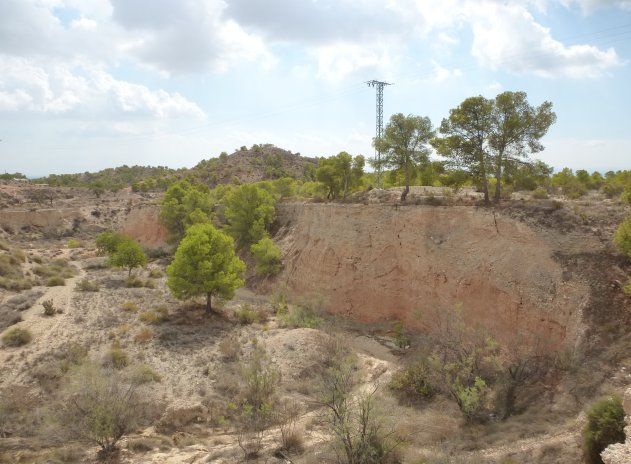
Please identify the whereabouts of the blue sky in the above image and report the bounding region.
[1,0,630,177]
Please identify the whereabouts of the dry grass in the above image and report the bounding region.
[134,326,154,344]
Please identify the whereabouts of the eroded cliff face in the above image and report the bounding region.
[276,203,590,348]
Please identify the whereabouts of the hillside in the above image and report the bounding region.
[0,185,630,463]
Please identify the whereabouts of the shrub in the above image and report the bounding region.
[121,301,140,313]
[125,276,144,288]
[103,345,129,369]
[67,239,83,249]
[138,306,169,324]
[76,278,99,292]
[280,305,322,329]
[130,364,162,384]
[531,187,549,199]
[250,237,282,276]
[57,362,153,456]
[389,360,435,402]
[134,327,154,344]
[218,334,241,361]
[2,327,32,346]
[562,179,587,199]
[614,216,631,257]
[234,304,259,325]
[583,396,625,464]
[148,268,163,279]
[42,299,56,316]
[46,276,65,287]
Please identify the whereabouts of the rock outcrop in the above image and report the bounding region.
[601,388,631,464]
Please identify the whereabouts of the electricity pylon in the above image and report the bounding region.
[366,80,392,189]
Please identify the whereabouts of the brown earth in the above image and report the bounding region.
[274,202,599,349]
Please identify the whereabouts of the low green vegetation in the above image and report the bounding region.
[582,396,625,464]
[95,231,147,277]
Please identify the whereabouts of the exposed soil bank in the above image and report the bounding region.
[276,203,591,348]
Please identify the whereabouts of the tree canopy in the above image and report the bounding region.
[166,223,245,314]
[160,179,214,243]
[432,91,556,204]
[315,152,365,199]
[223,184,276,249]
[373,113,434,202]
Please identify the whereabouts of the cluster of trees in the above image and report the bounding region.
[372,91,557,203]
[160,178,288,313]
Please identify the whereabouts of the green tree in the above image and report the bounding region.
[223,184,276,249]
[583,396,625,464]
[250,237,282,276]
[167,223,245,314]
[489,91,556,201]
[160,179,214,243]
[432,96,496,204]
[95,231,125,256]
[374,113,434,202]
[316,152,365,200]
[108,238,147,277]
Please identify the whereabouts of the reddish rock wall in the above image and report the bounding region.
[276,203,588,348]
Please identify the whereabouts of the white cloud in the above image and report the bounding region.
[430,61,463,82]
[467,2,622,78]
[0,56,204,118]
[561,0,631,12]
[110,0,273,75]
[313,43,391,81]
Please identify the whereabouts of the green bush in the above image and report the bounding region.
[67,239,83,249]
[531,187,549,199]
[280,305,322,329]
[2,327,32,346]
[131,364,162,384]
[583,396,625,464]
[234,304,259,325]
[250,237,282,276]
[562,179,587,199]
[614,216,631,257]
[389,360,435,402]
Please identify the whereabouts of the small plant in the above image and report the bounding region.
[67,239,83,249]
[2,327,32,347]
[392,321,409,349]
[389,360,435,402]
[138,306,169,324]
[121,301,140,313]
[583,395,625,464]
[46,276,65,287]
[42,299,56,316]
[125,276,144,288]
[76,278,99,292]
[104,344,129,369]
[234,304,259,325]
[218,334,241,361]
[133,327,154,344]
[131,364,162,384]
[148,268,163,279]
[280,305,322,329]
[531,187,549,199]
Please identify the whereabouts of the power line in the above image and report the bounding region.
[366,80,392,188]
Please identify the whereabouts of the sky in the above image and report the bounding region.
[1,0,630,177]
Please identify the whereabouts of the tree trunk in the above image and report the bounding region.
[343,175,349,200]
[401,167,410,202]
[206,293,212,314]
[494,153,503,202]
[128,267,132,278]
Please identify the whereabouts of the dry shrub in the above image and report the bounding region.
[128,436,171,453]
[46,276,65,287]
[139,306,169,324]
[275,400,305,454]
[76,277,99,292]
[103,343,129,369]
[0,386,42,438]
[234,303,259,325]
[134,327,154,344]
[131,364,162,384]
[218,334,241,361]
[57,362,158,457]
[2,326,32,346]
[121,301,140,312]
[42,299,56,316]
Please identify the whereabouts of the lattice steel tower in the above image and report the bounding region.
[366,80,392,188]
